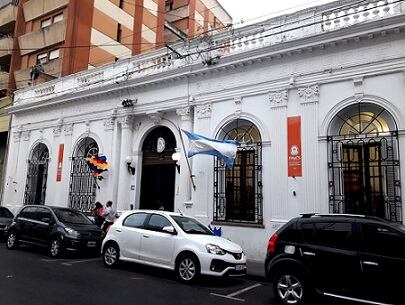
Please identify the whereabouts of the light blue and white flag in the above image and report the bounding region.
[182,130,238,168]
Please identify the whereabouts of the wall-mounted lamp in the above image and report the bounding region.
[125,156,136,175]
[172,152,181,174]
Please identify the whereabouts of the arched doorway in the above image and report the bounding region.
[140,126,176,211]
[328,102,401,222]
[68,137,99,212]
[214,119,263,224]
[24,143,49,205]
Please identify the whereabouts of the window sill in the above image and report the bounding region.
[211,221,265,229]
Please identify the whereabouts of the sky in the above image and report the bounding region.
[218,0,337,25]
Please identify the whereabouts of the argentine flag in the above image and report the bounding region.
[182,130,238,168]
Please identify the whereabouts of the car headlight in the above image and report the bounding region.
[64,227,80,238]
[101,231,106,238]
[206,244,226,255]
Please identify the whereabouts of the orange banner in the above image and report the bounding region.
[56,144,64,182]
[288,116,302,177]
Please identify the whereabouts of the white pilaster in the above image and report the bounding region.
[176,106,193,208]
[116,116,133,211]
[269,90,289,219]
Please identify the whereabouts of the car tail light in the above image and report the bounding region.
[267,233,278,254]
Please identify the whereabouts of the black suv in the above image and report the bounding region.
[6,205,104,257]
[265,214,405,305]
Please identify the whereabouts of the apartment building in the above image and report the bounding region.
[0,0,231,193]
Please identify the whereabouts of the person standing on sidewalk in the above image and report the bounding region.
[102,201,116,232]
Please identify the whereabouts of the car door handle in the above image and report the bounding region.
[115,229,121,233]
[143,235,149,238]
[361,261,378,267]
[302,251,316,256]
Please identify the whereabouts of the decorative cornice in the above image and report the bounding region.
[353,77,364,98]
[13,128,21,142]
[22,130,30,141]
[53,125,62,137]
[298,85,319,104]
[234,96,242,118]
[269,90,288,108]
[196,104,212,119]
[120,115,133,129]
[104,117,115,131]
[176,106,192,121]
[64,124,73,135]
[147,112,163,125]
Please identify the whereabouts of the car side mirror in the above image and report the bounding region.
[162,226,176,234]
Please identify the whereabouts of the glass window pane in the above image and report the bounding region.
[362,224,405,257]
[41,18,51,28]
[49,49,60,60]
[53,13,63,23]
[147,215,171,231]
[314,222,356,249]
[123,213,147,228]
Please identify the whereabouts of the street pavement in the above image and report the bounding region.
[0,241,353,305]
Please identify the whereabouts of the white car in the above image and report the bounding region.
[101,210,246,282]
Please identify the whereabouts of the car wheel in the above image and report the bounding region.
[103,243,119,268]
[176,254,200,283]
[273,271,310,305]
[6,231,18,250]
[49,237,64,258]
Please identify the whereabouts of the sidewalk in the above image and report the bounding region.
[246,259,265,279]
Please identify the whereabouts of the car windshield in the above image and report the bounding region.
[53,209,93,225]
[171,216,213,235]
[0,207,13,218]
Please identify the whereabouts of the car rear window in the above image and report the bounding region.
[278,222,300,242]
[0,207,13,218]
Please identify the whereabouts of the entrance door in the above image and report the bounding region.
[140,164,175,211]
[140,127,177,212]
[342,143,384,217]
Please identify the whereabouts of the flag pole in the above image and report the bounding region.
[177,126,196,191]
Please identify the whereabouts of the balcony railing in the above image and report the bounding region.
[22,0,68,22]
[0,3,17,33]
[18,20,66,56]
[0,71,9,90]
[0,36,13,58]
[11,0,405,107]
[14,58,62,89]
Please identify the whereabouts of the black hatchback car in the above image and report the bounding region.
[0,207,14,238]
[6,205,104,257]
[265,214,405,305]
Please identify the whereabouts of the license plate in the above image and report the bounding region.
[87,241,97,247]
[235,264,245,271]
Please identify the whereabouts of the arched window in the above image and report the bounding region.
[328,103,401,222]
[214,119,263,224]
[69,137,99,212]
[24,143,49,205]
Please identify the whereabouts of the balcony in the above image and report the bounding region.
[0,95,11,132]
[14,58,62,89]
[165,4,189,23]
[0,71,9,91]
[0,3,17,35]
[18,20,66,56]
[23,0,68,22]
[0,36,13,58]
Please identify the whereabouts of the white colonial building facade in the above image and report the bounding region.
[3,0,405,262]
